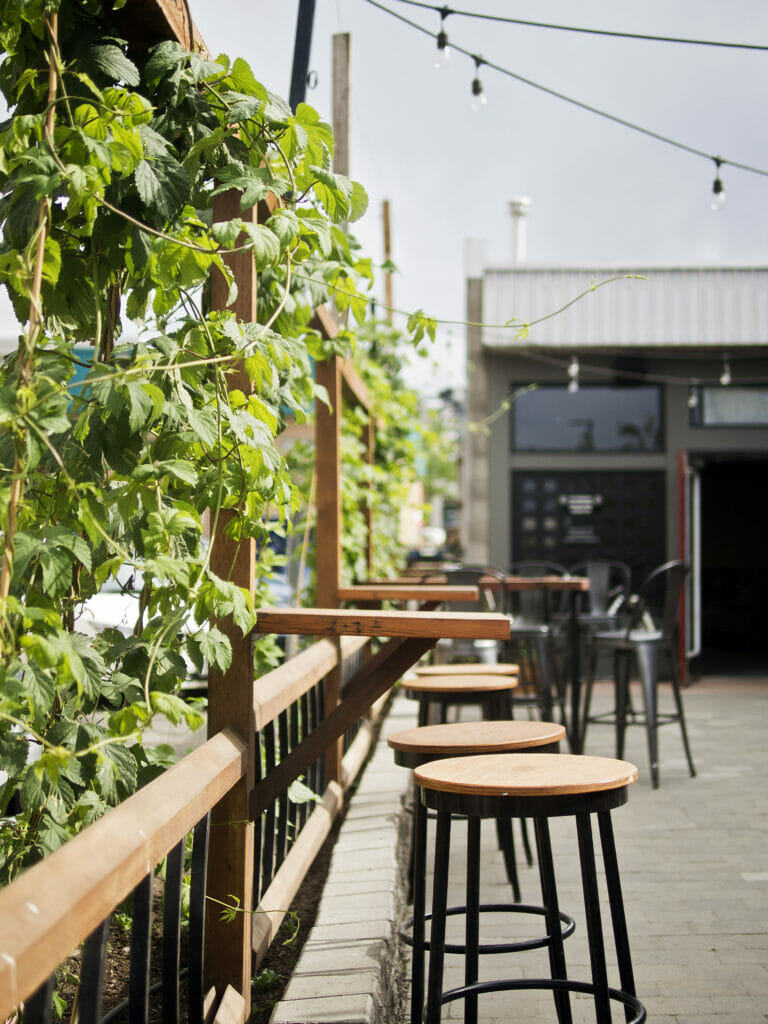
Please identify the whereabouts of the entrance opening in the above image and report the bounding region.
[697,458,768,674]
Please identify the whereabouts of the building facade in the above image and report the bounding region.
[464,264,768,668]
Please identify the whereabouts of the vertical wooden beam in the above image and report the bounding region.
[332,33,350,178]
[314,356,344,783]
[205,189,257,1013]
[366,415,375,579]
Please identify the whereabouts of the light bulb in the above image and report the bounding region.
[434,30,450,69]
[567,355,579,392]
[720,360,731,386]
[711,176,726,211]
[687,386,698,409]
[471,77,487,112]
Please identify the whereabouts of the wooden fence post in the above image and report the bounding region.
[205,189,258,1012]
[314,355,344,784]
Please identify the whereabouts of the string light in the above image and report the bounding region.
[434,7,450,68]
[362,0,768,193]
[471,55,487,110]
[720,356,731,386]
[711,158,726,210]
[687,383,699,408]
[567,355,580,392]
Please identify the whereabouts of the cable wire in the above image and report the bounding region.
[361,0,768,178]
[389,0,768,52]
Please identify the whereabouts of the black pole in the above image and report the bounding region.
[289,0,317,112]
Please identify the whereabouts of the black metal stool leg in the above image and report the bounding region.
[598,810,637,1023]
[615,651,630,760]
[534,817,572,1024]
[635,643,660,788]
[465,817,481,1024]
[411,793,428,1024]
[520,817,534,867]
[426,809,452,1024]
[576,814,611,1024]
[495,815,521,902]
[670,656,697,779]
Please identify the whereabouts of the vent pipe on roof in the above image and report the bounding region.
[508,196,530,263]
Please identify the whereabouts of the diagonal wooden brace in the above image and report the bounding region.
[250,635,435,818]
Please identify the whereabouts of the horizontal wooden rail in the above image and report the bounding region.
[253,637,368,729]
[337,584,480,603]
[253,608,510,640]
[0,729,246,1021]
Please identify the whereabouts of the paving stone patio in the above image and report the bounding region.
[271,674,768,1024]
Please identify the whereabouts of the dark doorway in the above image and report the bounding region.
[698,458,768,671]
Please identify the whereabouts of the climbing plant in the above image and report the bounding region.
[0,0,409,881]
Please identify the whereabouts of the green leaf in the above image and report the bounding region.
[151,691,205,730]
[86,44,141,87]
[134,157,191,221]
[240,223,280,270]
[266,209,300,247]
[287,778,321,805]
[96,742,137,803]
[198,627,232,672]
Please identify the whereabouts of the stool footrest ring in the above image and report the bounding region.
[400,903,575,955]
[441,977,646,1023]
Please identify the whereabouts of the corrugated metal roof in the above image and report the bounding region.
[481,266,768,349]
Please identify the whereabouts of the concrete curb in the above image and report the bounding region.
[270,694,417,1024]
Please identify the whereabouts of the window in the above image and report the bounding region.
[511,385,663,452]
[693,387,768,427]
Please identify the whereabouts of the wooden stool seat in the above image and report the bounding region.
[404,674,519,696]
[414,663,519,677]
[389,721,564,767]
[415,753,637,799]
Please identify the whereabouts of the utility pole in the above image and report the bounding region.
[289,0,316,112]
[332,33,350,178]
[382,199,393,323]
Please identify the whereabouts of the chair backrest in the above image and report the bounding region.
[421,564,505,614]
[568,559,631,616]
[629,560,688,640]
[507,560,568,624]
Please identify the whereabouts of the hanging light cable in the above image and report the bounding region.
[711,157,726,210]
[471,55,487,110]
[434,6,450,68]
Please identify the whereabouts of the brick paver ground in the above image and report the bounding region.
[417,676,768,1024]
[271,674,768,1024]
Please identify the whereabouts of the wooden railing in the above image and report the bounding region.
[0,634,387,1024]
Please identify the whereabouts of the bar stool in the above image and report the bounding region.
[414,753,644,1024]
[403,672,520,727]
[402,672,534,888]
[413,664,520,677]
[389,721,566,1024]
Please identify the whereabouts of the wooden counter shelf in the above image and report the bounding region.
[249,607,510,818]
[253,607,510,640]
[337,584,479,604]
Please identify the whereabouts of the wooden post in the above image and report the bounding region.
[314,355,343,783]
[366,415,375,579]
[205,189,258,1012]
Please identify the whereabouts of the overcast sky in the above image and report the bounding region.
[3,1,767,391]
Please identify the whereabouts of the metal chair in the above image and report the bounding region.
[567,559,632,630]
[421,565,508,667]
[581,559,697,788]
[503,561,569,722]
